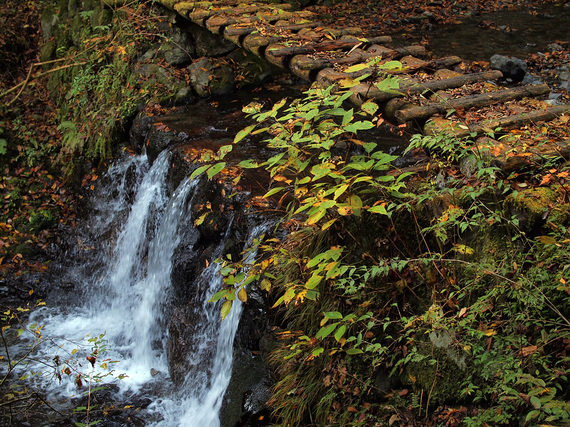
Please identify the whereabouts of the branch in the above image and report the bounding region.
[0,59,87,105]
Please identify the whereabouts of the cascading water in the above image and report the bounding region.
[156,223,267,427]
[24,149,264,425]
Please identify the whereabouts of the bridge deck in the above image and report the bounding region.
[157,0,570,168]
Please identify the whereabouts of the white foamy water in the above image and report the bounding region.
[19,152,264,425]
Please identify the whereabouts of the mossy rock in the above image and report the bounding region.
[504,187,557,232]
[403,329,468,406]
[28,209,57,233]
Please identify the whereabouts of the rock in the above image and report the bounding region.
[188,24,236,57]
[548,43,564,52]
[157,30,195,66]
[188,57,235,97]
[521,73,542,85]
[228,50,272,88]
[489,54,528,82]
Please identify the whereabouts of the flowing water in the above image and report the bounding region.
[25,148,265,426]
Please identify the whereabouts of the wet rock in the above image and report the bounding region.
[548,42,564,52]
[490,54,528,82]
[166,305,210,386]
[521,72,543,85]
[188,24,236,57]
[158,30,195,66]
[132,63,192,104]
[188,57,235,97]
[228,50,273,88]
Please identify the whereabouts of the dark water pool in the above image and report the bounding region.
[393,4,570,61]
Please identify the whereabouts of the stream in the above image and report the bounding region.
[3,3,569,425]
[392,4,570,60]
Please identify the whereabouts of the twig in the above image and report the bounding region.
[2,61,88,106]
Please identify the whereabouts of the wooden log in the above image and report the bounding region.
[224,21,322,37]
[289,44,426,81]
[181,3,293,22]
[242,33,282,54]
[351,70,504,103]
[463,105,570,136]
[424,105,570,137]
[206,10,314,33]
[240,27,365,53]
[317,56,463,87]
[266,36,392,57]
[395,83,551,123]
[502,139,570,172]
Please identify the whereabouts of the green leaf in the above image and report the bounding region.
[344,63,370,73]
[334,183,349,200]
[368,204,388,215]
[190,164,210,179]
[530,395,541,409]
[361,100,379,115]
[334,324,347,342]
[311,347,324,357]
[306,274,322,289]
[238,159,259,169]
[321,218,337,231]
[342,108,354,126]
[306,209,327,225]
[233,125,256,144]
[316,322,339,339]
[345,121,374,133]
[221,300,233,320]
[207,162,226,179]
[324,311,343,320]
[217,144,233,159]
[345,348,364,355]
[208,289,229,303]
[263,187,284,198]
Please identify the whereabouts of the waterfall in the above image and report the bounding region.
[155,223,267,427]
[25,151,265,425]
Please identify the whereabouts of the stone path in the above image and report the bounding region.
[158,0,570,169]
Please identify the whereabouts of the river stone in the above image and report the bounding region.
[188,57,235,97]
[157,30,196,66]
[188,24,236,57]
[490,54,528,82]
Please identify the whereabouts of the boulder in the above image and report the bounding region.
[188,57,235,97]
[490,54,527,82]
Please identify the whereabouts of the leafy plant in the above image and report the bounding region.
[1,302,125,425]
[198,79,570,425]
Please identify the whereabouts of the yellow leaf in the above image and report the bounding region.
[483,330,497,336]
[296,290,307,303]
[337,206,353,216]
[238,287,248,303]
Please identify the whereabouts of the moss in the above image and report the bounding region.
[504,187,557,232]
[28,209,56,232]
[403,330,468,407]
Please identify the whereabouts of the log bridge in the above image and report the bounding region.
[158,0,570,169]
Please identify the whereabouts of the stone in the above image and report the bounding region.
[157,30,196,66]
[548,43,564,51]
[489,54,528,82]
[188,57,235,97]
[188,24,236,57]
